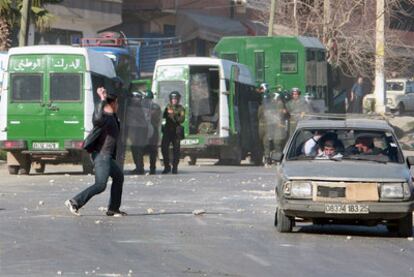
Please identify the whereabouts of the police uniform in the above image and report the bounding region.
[286,89,311,136]
[161,92,185,174]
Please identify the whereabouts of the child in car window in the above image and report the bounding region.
[315,140,343,159]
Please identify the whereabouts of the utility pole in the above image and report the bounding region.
[19,0,31,47]
[374,0,386,113]
[323,0,331,43]
[293,0,298,35]
[268,0,276,36]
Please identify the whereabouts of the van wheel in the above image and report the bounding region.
[82,159,94,174]
[397,103,405,115]
[8,165,19,175]
[397,213,413,237]
[19,163,31,175]
[276,208,293,233]
[188,156,197,166]
[34,162,45,174]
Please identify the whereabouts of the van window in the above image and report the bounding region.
[11,73,42,102]
[222,53,238,63]
[281,52,298,73]
[255,51,265,83]
[158,80,185,108]
[50,73,82,101]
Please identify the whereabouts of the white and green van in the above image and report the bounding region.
[0,45,117,174]
[152,57,262,165]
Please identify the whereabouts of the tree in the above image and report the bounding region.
[250,0,414,79]
[0,0,62,51]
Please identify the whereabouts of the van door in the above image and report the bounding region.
[45,55,85,145]
[7,55,46,142]
[229,64,240,135]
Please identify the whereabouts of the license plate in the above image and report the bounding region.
[325,204,369,214]
[181,139,199,145]
[32,142,59,150]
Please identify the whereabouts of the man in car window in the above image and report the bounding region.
[345,136,382,155]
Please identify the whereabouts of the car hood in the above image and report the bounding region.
[282,160,409,182]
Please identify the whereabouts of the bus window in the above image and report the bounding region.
[317,51,326,62]
[11,73,42,102]
[255,51,265,83]
[50,73,82,101]
[281,52,298,73]
[221,53,238,63]
[306,49,315,61]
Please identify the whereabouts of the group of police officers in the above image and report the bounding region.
[123,83,311,174]
[257,83,312,166]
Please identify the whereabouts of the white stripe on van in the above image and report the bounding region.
[10,121,20,124]
[64,120,79,124]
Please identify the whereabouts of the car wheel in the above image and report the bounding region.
[82,155,94,174]
[8,165,19,175]
[19,163,31,175]
[276,208,293,233]
[188,156,197,166]
[397,213,413,237]
[34,162,46,174]
[274,208,278,226]
[397,103,405,115]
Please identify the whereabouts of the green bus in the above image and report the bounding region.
[0,45,118,174]
[214,36,328,111]
[152,57,262,165]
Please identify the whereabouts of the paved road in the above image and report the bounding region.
[1,162,414,277]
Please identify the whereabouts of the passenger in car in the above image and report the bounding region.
[345,136,382,155]
[315,139,343,159]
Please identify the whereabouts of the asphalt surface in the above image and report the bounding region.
[1,161,414,277]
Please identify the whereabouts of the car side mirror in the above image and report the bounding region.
[271,152,283,163]
[406,156,414,167]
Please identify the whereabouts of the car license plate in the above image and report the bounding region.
[325,204,369,214]
[32,142,59,150]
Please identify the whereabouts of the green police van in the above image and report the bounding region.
[152,57,262,165]
[214,36,328,111]
[0,45,117,174]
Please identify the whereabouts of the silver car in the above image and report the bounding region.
[273,118,414,237]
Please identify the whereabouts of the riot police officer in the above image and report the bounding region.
[286,87,311,136]
[161,91,185,174]
[145,91,161,174]
[126,91,148,175]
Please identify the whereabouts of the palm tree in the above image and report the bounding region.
[0,0,62,51]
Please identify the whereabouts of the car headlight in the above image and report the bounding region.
[380,183,404,199]
[284,181,312,199]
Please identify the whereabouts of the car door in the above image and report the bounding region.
[7,55,47,144]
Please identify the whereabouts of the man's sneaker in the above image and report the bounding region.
[172,167,178,174]
[64,199,80,216]
[106,210,128,217]
[162,167,171,174]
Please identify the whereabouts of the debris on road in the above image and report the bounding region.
[192,209,206,215]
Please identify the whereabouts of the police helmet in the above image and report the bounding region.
[169,91,181,100]
[131,91,144,99]
[145,90,154,99]
[259,83,269,93]
[291,87,301,95]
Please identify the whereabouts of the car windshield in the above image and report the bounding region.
[386,82,404,91]
[286,128,404,163]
